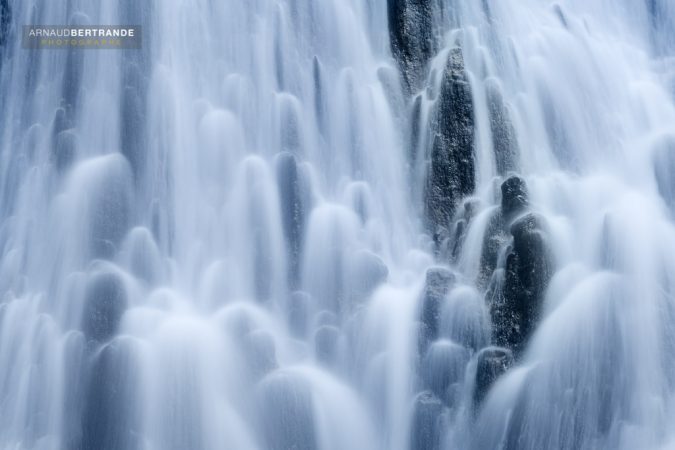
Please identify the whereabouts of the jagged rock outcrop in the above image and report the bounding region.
[490,213,553,356]
[276,152,308,288]
[0,0,10,48]
[425,48,475,245]
[473,346,513,407]
[387,0,436,93]
[478,175,528,288]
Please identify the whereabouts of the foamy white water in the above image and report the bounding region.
[0,0,673,449]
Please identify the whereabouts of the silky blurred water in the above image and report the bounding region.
[0,0,674,449]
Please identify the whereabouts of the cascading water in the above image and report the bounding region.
[0,0,673,449]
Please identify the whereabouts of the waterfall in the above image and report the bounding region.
[0,0,674,449]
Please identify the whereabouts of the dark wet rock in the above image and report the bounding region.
[491,213,553,355]
[387,0,436,93]
[314,325,341,366]
[425,48,475,244]
[448,199,480,260]
[421,340,469,404]
[477,211,507,290]
[473,346,513,407]
[410,390,445,450]
[485,79,519,176]
[52,130,78,173]
[312,56,326,134]
[0,0,10,47]
[501,175,528,222]
[276,152,307,288]
[348,250,389,301]
[653,134,675,214]
[257,372,317,450]
[449,218,466,260]
[245,330,277,378]
[81,337,141,450]
[419,267,455,352]
[288,291,311,337]
[81,270,128,343]
[410,94,424,166]
[478,176,529,288]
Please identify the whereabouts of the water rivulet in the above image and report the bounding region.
[0,0,674,449]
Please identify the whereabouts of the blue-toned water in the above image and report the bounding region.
[0,0,674,449]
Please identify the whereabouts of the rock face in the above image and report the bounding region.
[425,48,475,243]
[410,390,445,450]
[500,176,528,222]
[478,176,529,288]
[276,152,307,289]
[419,267,455,352]
[485,79,519,176]
[81,271,128,343]
[0,0,9,48]
[473,346,513,407]
[491,213,552,355]
[387,0,435,93]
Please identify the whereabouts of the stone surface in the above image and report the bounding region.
[276,151,307,288]
[425,48,475,244]
[387,0,435,93]
[473,346,513,407]
[491,213,552,355]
